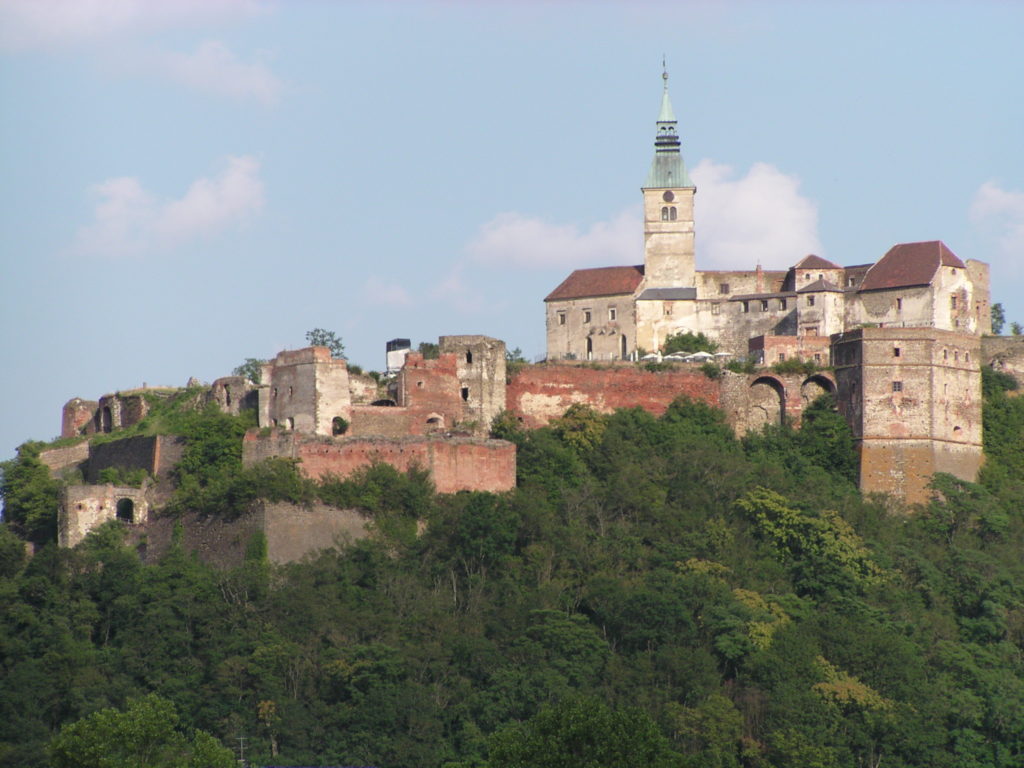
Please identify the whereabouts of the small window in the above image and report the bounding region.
[893,347,901,357]
[847,277,855,287]
[814,353,822,363]
[583,309,592,323]
[818,273,823,281]
[950,295,957,309]
[965,352,970,362]
[461,387,469,401]
[466,351,473,364]
[760,300,769,311]
[954,350,959,361]
[608,308,617,321]
[417,380,424,388]
[719,283,730,294]
[892,381,903,393]
[661,207,669,221]
[778,353,786,362]
[807,296,816,307]
[896,297,903,311]
[557,312,566,325]
[943,349,948,360]
[669,207,677,221]
[664,303,673,316]
[711,303,720,315]
[779,299,787,310]
[742,301,750,313]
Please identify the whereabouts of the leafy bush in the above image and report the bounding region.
[662,331,718,355]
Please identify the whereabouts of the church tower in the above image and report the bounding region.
[642,68,696,288]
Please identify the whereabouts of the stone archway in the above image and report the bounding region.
[800,374,836,407]
[748,376,785,431]
[116,498,134,523]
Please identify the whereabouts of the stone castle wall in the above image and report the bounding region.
[242,430,516,494]
[136,501,370,568]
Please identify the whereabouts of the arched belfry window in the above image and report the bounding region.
[661,207,669,221]
[669,207,677,221]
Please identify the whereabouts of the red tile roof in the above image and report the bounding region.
[859,241,965,292]
[795,254,842,270]
[545,265,645,301]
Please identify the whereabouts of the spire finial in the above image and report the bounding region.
[662,55,668,87]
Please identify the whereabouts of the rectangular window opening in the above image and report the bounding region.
[892,381,903,393]
[893,347,901,357]
[461,387,470,401]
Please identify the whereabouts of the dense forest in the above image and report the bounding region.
[2,369,1024,767]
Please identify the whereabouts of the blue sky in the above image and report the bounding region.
[1,0,1022,461]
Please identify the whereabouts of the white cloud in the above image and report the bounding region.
[462,160,820,275]
[74,156,264,257]
[691,159,822,269]
[0,0,264,51]
[465,207,640,269]
[154,40,281,105]
[362,276,413,308]
[970,181,1024,264]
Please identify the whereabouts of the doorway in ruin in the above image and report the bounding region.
[748,376,785,431]
[116,498,134,523]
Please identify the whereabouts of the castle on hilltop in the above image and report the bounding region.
[50,71,1011,564]
[545,69,990,363]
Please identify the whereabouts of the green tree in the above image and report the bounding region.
[1012,321,1024,336]
[662,331,718,355]
[232,357,265,384]
[418,341,440,359]
[1,441,61,544]
[487,697,684,768]
[306,328,346,358]
[990,302,1005,334]
[49,694,234,768]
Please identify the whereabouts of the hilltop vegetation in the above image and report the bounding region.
[1,384,1023,766]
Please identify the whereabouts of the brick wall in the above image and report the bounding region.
[39,442,89,478]
[507,363,721,429]
[243,430,516,493]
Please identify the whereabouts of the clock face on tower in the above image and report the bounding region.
[662,190,675,203]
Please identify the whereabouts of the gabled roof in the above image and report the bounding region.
[794,254,842,270]
[859,241,965,292]
[797,278,843,293]
[545,265,644,302]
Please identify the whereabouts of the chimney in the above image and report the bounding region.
[755,262,764,293]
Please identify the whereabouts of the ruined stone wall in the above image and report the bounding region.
[259,346,351,436]
[349,372,383,404]
[440,335,507,435]
[506,363,721,429]
[982,335,1024,382]
[208,376,257,416]
[62,399,98,438]
[38,442,89,478]
[242,430,516,493]
[136,502,369,567]
[59,484,149,548]
[394,352,465,431]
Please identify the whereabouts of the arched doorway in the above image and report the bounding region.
[800,374,835,407]
[748,376,785,431]
[116,498,134,523]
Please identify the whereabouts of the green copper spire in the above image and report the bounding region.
[644,65,693,189]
